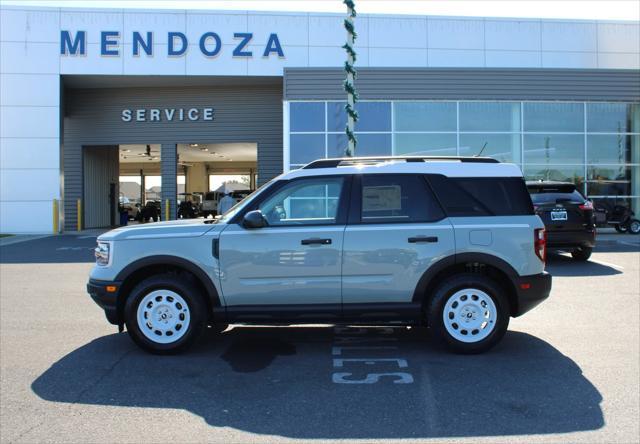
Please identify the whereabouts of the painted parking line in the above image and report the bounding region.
[590,259,625,271]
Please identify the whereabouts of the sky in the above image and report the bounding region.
[0,0,638,21]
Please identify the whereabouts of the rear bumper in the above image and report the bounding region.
[87,279,121,325]
[514,271,552,317]
[547,229,595,249]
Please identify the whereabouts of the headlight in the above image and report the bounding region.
[95,241,111,266]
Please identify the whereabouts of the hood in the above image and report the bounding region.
[98,219,226,241]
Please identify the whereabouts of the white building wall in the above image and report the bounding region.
[1,7,60,233]
[0,4,638,233]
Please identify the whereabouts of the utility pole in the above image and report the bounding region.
[343,0,358,157]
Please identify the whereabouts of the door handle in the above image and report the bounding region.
[301,238,332,245]
[408,236,438,243]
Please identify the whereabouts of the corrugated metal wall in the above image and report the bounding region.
[284,68,640,101]
[63,82,283,231]
[83,146,118,229]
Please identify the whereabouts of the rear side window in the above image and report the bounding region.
[360,174,444,223]
[428,175,533,216]
[528,185,585,204]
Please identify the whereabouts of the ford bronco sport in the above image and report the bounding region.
[88,156,551,354]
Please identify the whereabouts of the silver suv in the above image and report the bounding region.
[87,156,551,354]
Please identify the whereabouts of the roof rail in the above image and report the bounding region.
[302,156,500,169]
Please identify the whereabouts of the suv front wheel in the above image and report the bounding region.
[124,273,206,354]
[427,274,509,354]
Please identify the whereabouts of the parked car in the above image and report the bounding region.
[88,156,551,355]
[527,181,596,261]
[177,193,200,219]
[136,200,161,223]
[201,191,220,218]
[593,198,640,235]
[118,196,138,220]
[201,190,251,218]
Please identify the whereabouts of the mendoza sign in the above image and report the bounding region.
[60,31,284,58]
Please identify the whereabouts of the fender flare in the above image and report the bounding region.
[115,255,221,308]
[412,252,519,303]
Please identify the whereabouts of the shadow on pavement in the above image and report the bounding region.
[32,326,603,439]
[546,252,622,276]
[0,235,96,264]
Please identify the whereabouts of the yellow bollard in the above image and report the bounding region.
[52,199,59,234]
[77,199,82,232]
[165,199,170,221]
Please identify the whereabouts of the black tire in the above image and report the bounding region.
[628,219,640,235]
[571,246,592,261]
[427,274,510,354]
[615,224,628,233]
[124,273,207,354]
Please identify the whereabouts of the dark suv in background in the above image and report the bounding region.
[527,181,596,261]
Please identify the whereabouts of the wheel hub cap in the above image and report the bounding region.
[443,288,497,343]
[136,290,190,344]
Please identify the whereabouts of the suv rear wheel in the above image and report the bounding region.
[427,274,509,354]
[571,246,592,261]
[124,273,206,354]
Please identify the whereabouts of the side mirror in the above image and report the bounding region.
[242,210,267,229]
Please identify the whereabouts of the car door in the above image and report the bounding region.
[219,175,350,308]
[342,174,455,306]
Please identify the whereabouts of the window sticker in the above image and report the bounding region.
[363,185,402,212]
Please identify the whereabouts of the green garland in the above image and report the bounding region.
[343,0,358,157]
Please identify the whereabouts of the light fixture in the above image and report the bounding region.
[189,143,199,147]
[120,148,131,153]
[200,148,209,152]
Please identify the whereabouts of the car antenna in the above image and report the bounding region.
[475,142,488,157]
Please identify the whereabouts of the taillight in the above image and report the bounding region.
[534,228,547,262]
[579,200,593,211]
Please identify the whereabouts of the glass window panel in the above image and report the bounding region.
[290,134,325,165]
[290,102,325,132]
[394,133,457,156]
[355,102,392,132]
[328,133,391,158]
[327,101,347,132]
[587,165,638,197]
[328,102,392,132]
[587,134,636,164]
[524,102,584,132]
[523,165,585,191]
[459,133,521,163]
[327,133,348,158]
[459,102,521,132]
[259,177,344,226]
[587,103,640,133]
[394,102,456,132]
[523,134,584,164]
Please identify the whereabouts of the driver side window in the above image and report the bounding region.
[259,177,344,226]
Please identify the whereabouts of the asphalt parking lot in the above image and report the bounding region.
[0,233,638,443]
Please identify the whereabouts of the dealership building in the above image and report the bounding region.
[0,5,639,233]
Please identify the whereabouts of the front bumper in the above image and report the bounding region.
[546,229,596,249]
[513,271,552,317]
[87,279,122,325]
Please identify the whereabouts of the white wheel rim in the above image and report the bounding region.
[442,288,497,343]
[136,289,191,344]
[630,221,640,233]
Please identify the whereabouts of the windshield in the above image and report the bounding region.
[217,178,278,223]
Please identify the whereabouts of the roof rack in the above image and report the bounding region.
[302,156,500,169]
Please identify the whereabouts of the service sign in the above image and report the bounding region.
[121,108,215,122]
